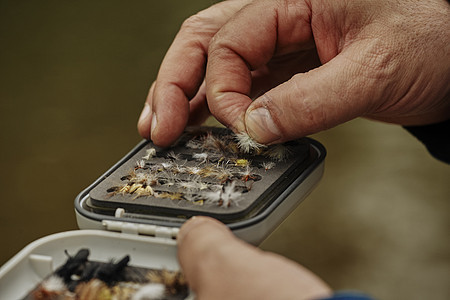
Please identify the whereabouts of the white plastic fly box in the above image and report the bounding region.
[0,230,188,299]
[0,126,326,299]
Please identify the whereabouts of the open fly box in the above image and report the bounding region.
[0,127,326,299]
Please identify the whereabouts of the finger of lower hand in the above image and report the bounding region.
[177,216,332,300]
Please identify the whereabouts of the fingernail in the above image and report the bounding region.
[138,103,151,126]
[150,112,157,140]
[245,107,281,144]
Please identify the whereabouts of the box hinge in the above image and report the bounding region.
[102,220,179,239]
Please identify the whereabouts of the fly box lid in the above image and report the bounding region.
[0,230,190,299]
[75,126,326,244]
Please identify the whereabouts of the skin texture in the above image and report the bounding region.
[138,0,450,146]
[177,217,332,300]
[137,0,450,298]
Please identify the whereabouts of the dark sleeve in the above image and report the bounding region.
[320,292,374,300]
[403,119,450,164]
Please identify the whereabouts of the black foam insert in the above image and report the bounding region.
[88,127,311,221]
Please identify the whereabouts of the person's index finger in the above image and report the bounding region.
[205,0,313,133]
[156,37,208,99]
[206,47,253,132]
[150,34,210,147]
[205,24,276,132]
[150,1,249,146]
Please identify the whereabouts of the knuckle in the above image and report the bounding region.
[180,10,213,34]
[290,75,328,131]
[181,14,204,31]
[351,38,401,82]
[301,96,327,131]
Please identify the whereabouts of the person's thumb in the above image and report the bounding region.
[177,217,245,291]
[244,52,386,144]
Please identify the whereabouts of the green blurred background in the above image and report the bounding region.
[0,1,449,299]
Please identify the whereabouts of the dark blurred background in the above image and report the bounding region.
[0,1,449,299]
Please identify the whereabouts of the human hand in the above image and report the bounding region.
[138,0,450,147]
[177,216,332,300]
[138,0,252,146]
